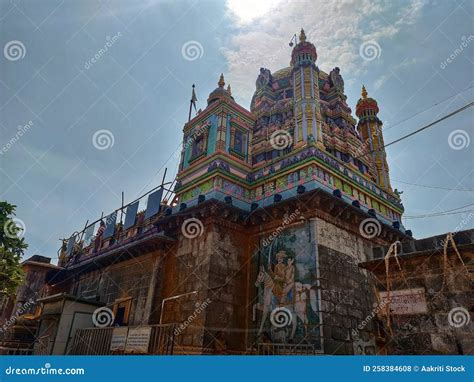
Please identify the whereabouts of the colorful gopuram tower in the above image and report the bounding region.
[356,86,392,192]
[176,29,404,227]
[290,28,323,148]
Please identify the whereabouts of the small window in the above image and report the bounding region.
[191,136,205,158]
[233,130,244,153]
[112,298,132,326]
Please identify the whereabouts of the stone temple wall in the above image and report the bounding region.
[160,221,212,352]
[246,215,381,354]
[66,214,471,356]
[317,245,376,354]
[160,218,252,353]
[315,218,378,354]
[203,222,251,352]
[378,250,473,355]
[74,252,161,326]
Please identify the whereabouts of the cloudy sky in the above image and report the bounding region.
[1,0,473,261]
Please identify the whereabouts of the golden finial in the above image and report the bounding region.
[218,73,225,88]
[227,84,232,95]
[299,28,307,43]
[361,85,367,99]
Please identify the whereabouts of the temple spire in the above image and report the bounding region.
[227,84,232,95]
[361,85,367,99]
[218,73,225,88]
[299,28,306,43]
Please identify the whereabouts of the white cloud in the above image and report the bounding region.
[226,0,283,25]
[374,74,391,91]
[223,0,426,106]
[374,57,418,91]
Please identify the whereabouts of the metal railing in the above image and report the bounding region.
[257,342,316,355]
[70,324,176,355]
[70,327,114,355]
[34,335,51,355]
[148,324,176,355]
[0,345,33,355]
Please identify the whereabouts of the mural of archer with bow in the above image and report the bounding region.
[252,223,322,349]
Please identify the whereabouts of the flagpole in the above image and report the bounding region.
[188,84,195,122]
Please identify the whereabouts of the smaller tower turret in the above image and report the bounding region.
[356,86,392,192]
[207,73,234,106]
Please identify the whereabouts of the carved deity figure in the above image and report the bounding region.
[330,67,344,93]
[394,188,404,197]
[256,67,272,90]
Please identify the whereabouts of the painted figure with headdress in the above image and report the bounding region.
[269,250,287,301]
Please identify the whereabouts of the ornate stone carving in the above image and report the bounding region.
[256,67,272,90]
[329,67,344,93]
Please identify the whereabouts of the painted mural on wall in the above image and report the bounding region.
[252,222,322,350]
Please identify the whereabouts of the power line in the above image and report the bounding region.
[384,85,474,131]
[354,102,473,162]
[404,203,474,219]
[392,179,474,192]
[404,210,474,219]
[426,202,474,214]
[384,102,473,148]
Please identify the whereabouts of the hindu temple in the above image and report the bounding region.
[1,29,472,356]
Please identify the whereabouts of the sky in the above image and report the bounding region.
[0,0,472,261]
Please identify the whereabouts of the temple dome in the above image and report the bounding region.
[290,28,317,66]
[207,73,234,105]
[356,85,379,116]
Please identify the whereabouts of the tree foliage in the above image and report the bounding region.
[0,201,26,295]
